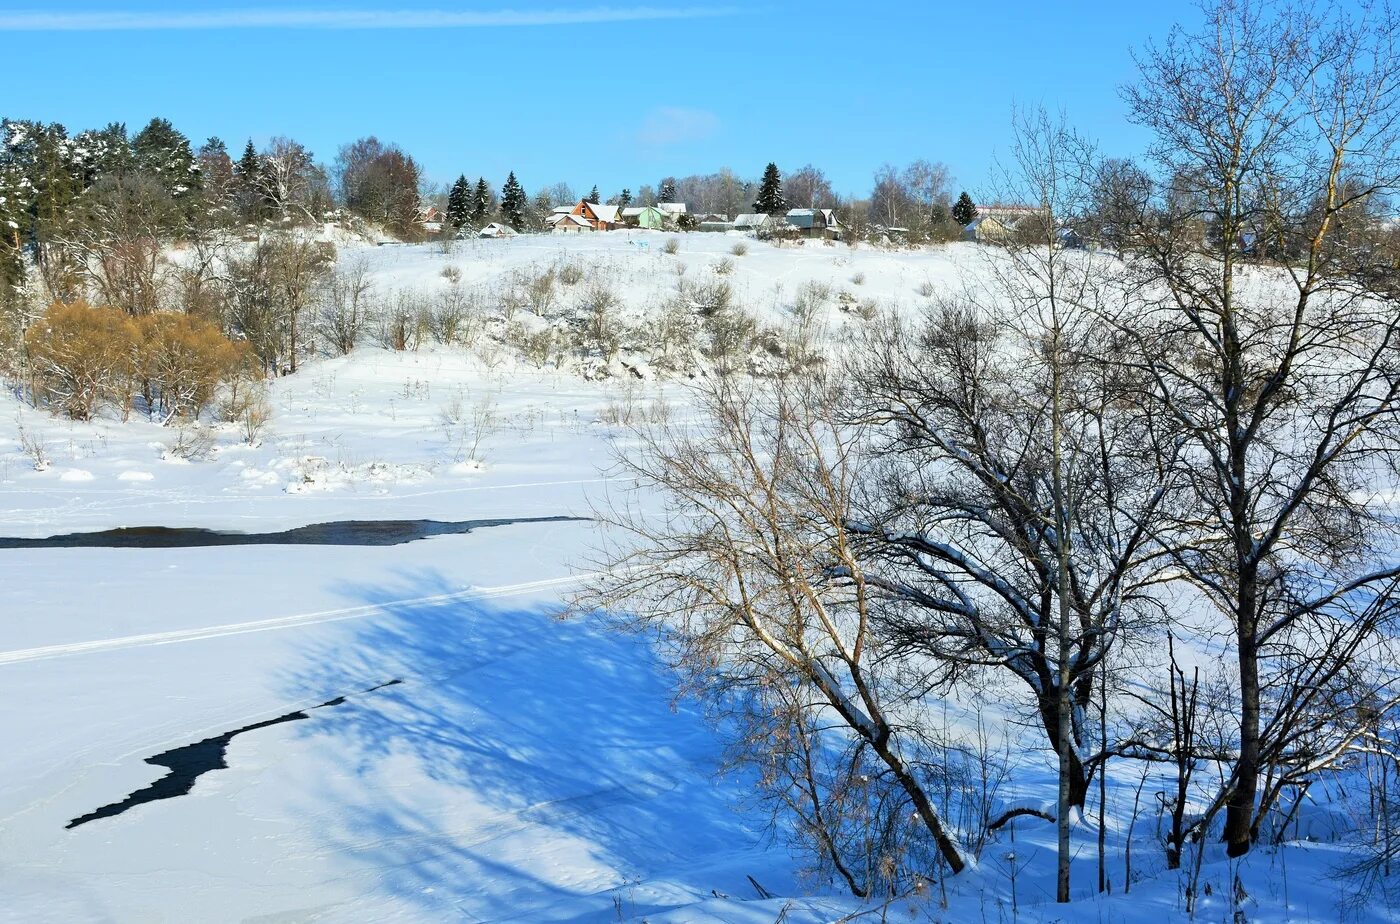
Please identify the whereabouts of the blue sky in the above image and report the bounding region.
[0,2,1204,198]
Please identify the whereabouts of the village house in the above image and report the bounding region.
[478,222,518,238]
[657,202,687,224]
[785,208,842,240]
[963,204,1049,243]
[733,213,779,233]
[570,200,621,230]
[547,212,593,233]
[621,205,667,230]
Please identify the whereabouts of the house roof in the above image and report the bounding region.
[585,202,620,222]
[733,213,772,227]
[657,202,687,214]
[549,213,592,228]
[621,207,645,216]
[479,222,517,236]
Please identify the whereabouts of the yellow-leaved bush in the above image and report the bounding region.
[25,300,253,422]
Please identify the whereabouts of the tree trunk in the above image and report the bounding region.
[870,736,967,875]
[1224,602,1260,857]
[1038,696,1090,808]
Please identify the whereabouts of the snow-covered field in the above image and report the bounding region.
[0,234,1392,922]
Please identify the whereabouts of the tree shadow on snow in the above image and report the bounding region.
[277,569,795,921]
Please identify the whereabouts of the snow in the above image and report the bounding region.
[0,234,1395,922]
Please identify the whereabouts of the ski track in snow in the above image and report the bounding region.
[0,573,594,666]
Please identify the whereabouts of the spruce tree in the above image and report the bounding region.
[753,162,786,215]
[132,117,199,198]
[499,171,527,230]
[471,177,490,225]
[235,140,265,221]
[588,184,600,203]
[658,179,676,203]
[618,188,633,208]
[446,174,471,229]
[952,191,978,226]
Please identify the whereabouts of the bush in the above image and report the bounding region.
[730,241,749,257]
[137,313,252,420]
[557,262,585,286]
[25,301,139,420]
[376,290,429,351]
[25,301,250,422]
[790,281,833,325]
[688,276,733,317]
[713,257,735,276]
[662,238,681,255]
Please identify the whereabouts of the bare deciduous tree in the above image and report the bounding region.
[1121,0,1400,858]
[582,374,969,889]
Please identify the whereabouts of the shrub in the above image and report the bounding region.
[730,241,749,257]
[137,313,252,420]
[222,383,271,445]
[850,272,866,285]
[579,281,622,360]
[662,238,681,255]
[376,290,429,351]
[557,262,585,286]
[790,281,833,325]
[713,257,735,276]
[26,301,250,422]
[25,301,139,420]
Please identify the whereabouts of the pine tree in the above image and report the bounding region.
[952,191,978,226]
[618,188,633,208]
[446,174,471,229]
[471,177,490,225]
[753,162,786,215]
[658,179,677,203]
[499,171,527,230]
[588,184,600,203]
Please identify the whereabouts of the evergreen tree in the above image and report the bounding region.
[588,184,600,203]
[753,162,786,215]
[471,177,490,225]
[446,174,471,229]
[499,171,527,230]
[72,122,132,186]
[658,179,677,203]
[952,191,978,226]
[132,117,199,198]
[235,140,266,221]
[618,188,633,208]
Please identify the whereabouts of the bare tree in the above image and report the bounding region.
[1121,0,1400,858]
[785,164,835,209]
[315,258,374,355]
[226,234,332,374]
[582,374,969,888]
[850,108,1181,903]
[54,172,177,315]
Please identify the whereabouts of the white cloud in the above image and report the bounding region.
[0,7,737,31]
[635,107,721,147]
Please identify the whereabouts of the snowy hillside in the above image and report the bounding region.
[0,235,1395,923]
